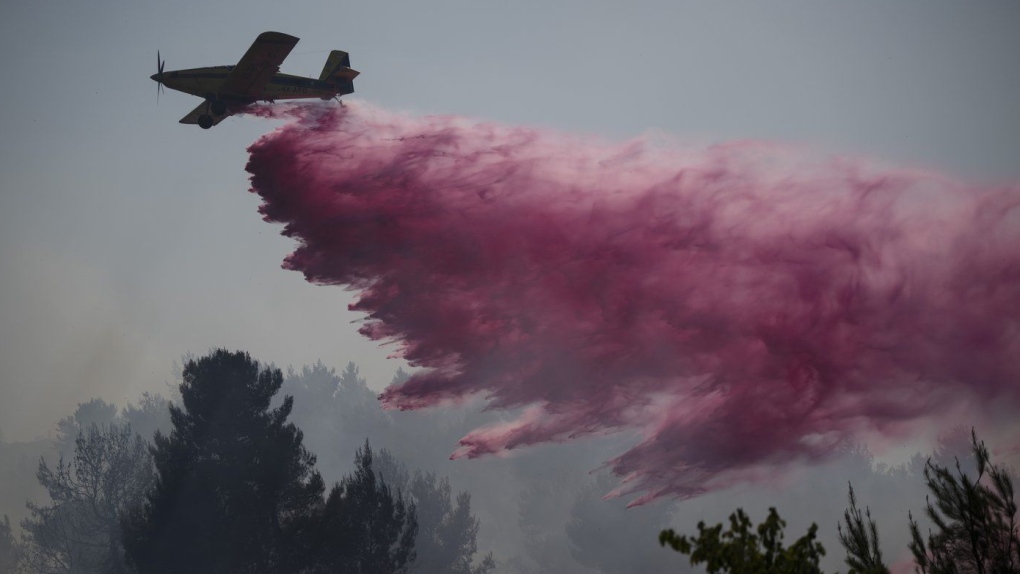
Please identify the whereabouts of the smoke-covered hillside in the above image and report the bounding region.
[5,353,1003,573]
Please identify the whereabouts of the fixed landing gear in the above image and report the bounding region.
[196,97,225,128]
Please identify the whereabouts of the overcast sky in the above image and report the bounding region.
[1,0,1018,441]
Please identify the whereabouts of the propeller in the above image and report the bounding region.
[154,51,166,103]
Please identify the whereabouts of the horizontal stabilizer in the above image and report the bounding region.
[319,50,360,82]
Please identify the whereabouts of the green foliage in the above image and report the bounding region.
[838,483,889,574]
[659,507,825,574]
[908,430,1019,574]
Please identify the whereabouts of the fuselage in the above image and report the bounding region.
[153,65,349,102]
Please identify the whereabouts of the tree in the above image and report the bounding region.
[376,449,494,574]
[907,430,1018,574]
[567,472,678,574]
[54,399,118,457]
[511,481,588,574]
[121,350,419,574]
[122,349,326,574]
[1,514,24,573]
[310,441,417,574]
[839,429,1019,574]
[659,508,826,574]
[838,484,889,574]
[21,423,152,574]
[281,360,384,483]
[120,394,173,445]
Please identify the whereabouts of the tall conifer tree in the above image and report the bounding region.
[122,350,325,574]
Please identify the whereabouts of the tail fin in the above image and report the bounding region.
[319,50,360,83]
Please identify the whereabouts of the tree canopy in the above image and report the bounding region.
[659,507,825,574]
[21,422,153,574]
[309,441,417,574]
[121,349,418,574]
[122,349,325,573]
[907,430,1018,574]
[836,430,1019,574]
[376,448,494,574]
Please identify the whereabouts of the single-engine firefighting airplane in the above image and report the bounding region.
[150,31,359,129]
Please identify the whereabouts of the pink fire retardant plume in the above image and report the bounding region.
[246,102,1020,505]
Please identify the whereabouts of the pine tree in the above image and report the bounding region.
[840,429,1019,574]
[908,430,1019,574]
[838,483,889,574]
[310,440,417,574]
[122,350,325,574]
[376,449,494,574]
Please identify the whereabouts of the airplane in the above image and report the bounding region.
[150,31,359,129]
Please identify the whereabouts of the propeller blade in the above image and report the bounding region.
[155,50,166,104]
[156,51,159,104]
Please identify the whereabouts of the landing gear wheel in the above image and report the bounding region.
[210,100,227,116]
[198,115,213,129]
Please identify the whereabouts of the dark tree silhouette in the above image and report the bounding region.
[907,430,1018,574]
[840,429,1018,574]
[21,423,152,574]
[122,350,325,574]
[376,449,494,574]
[838,484,889,574]
[659,507,825,574]
[309,441,417,574]
[122,351,420,574]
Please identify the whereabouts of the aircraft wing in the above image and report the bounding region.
[219,31,299,98]
[178,102,232,127]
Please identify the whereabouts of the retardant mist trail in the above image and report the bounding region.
[246,103,1020,504]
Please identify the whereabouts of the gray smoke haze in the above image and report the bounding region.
[2,354,1016,573]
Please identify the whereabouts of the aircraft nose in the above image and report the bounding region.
[150,73,159,81]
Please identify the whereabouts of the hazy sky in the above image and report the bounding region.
[1,0,1018,441]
